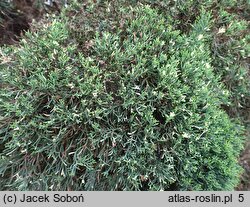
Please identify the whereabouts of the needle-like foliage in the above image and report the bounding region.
[0,3,244,190]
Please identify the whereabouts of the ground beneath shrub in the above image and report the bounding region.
[236,139,250,191]
[0,1,250,191]
[0,0,62,45]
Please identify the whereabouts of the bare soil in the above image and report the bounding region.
[236,139,250,191]
[0,1,249,191]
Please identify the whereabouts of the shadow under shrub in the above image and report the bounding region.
[0,4,244,190]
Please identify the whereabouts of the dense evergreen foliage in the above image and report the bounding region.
[0,0,248,190]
